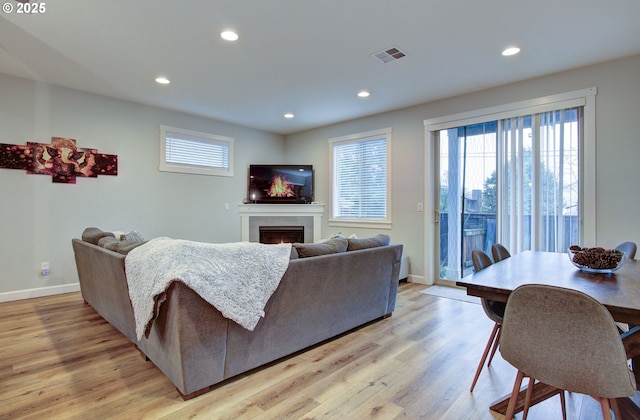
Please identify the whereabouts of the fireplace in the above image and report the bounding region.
[238,203,324,243]
[259,226,305,244]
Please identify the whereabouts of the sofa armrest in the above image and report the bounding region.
[72,238,137,342]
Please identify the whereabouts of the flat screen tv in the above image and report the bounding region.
[247,164,314,204]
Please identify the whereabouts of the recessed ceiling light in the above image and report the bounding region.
[155,76,170,85]
[221,30,239,41]
[284,113,294,119]
[502,47,520,56]
[357,90,370,98]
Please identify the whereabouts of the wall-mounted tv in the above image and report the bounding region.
[247,164,314,204]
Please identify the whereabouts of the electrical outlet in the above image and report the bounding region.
[41,262,50,276]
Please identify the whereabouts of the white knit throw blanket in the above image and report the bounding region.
[125,238,291,340]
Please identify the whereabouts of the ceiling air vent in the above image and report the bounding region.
[372,47,407,64]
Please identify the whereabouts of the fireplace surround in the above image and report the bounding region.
[238,203,324,243]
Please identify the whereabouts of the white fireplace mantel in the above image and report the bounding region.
[238,203,325,242]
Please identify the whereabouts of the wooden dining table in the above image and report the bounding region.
[457,250,640,418]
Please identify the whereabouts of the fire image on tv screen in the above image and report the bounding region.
[248,164,313,204]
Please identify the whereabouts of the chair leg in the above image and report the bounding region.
[470,323,500,392]
[559,390,566,420]
[610,398,622,420]
[522,377,535,420]
[505,370,526,420]
[597,396,612,420]
[487,324,502,366]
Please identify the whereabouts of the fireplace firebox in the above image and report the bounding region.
[259,226,304,244]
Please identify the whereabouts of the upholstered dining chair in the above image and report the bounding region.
[469,249,507,392]
[491,243,511,262]
[615,241,637,260]
[500,284,637,420]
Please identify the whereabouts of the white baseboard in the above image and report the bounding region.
[398,257,430,285]
[0,283,81,303]
[407,274,428,284]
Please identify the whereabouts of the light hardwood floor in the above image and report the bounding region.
[0,282,608,419]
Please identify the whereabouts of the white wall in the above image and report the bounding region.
[2,54,639,297]
[284,54,640,284]
[0,73,284,299]
[283,108,427,281]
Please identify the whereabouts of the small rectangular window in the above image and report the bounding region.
[159,125,234,177]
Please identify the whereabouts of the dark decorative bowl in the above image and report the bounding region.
[567,248,625,274]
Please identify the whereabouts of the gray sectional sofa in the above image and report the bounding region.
[72,228,403,399]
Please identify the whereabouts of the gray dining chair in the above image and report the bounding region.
[491,243,511,262]
[615,241,637,260]
[469,249,506,392]
[500,284,637,420]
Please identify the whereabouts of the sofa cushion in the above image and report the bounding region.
[347,234,391,251]
[117,240,147,254]
[82,227,115,245]
[103,241,120,252]
[293,238,348,258]
[98,236,119,248]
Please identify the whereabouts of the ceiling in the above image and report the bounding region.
[2,1,640,135]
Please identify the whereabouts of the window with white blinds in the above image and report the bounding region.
[329,128,391,227]
[159,125,234,177]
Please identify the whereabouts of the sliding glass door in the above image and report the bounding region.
[437,124,497,280]
[435,107,582,282]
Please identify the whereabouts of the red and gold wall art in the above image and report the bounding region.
[0,137,117,184]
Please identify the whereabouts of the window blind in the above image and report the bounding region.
[165,134,229,170]
[332,137,387,220]
[159,125,234,177]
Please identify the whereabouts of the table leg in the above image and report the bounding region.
[489,382,561,415]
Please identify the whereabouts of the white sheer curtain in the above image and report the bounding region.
[428,88,594,283]
[496,107,581,254]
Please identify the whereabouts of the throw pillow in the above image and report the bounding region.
[82,227,115,245]
[346,234,390,251]
[111,230,126,240]
[290,247,299,259]
[293,238,348,258]
[121,230,145,243]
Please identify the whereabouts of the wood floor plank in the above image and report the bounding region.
[1,282,631,419]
